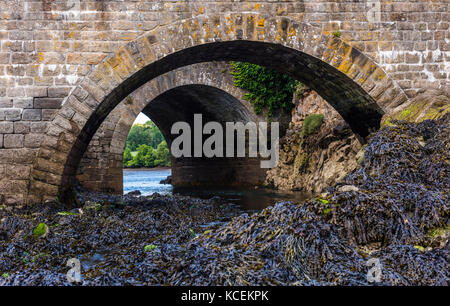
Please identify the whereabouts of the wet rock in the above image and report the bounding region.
[338,185,359,192]
[160,176,172,185]
[126,190,142,196]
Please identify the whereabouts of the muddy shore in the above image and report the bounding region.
[0,117,448,286]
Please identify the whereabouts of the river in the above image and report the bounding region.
[123,168,311,211]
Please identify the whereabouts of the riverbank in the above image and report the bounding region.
[0,116,448,285]
[123,167,171,171]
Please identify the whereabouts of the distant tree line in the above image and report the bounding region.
[123,121,171,168]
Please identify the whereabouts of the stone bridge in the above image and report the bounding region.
[0,0,448,205]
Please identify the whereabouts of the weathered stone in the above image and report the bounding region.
[30,122,47,133]
[24,134,42,148]
[6,164,30,180]
[5,109,21,121]
[14,121,30,134]
[22,109,41,121]
[3,134,24,148]
[0,122,13,133]
[34,98,63,109]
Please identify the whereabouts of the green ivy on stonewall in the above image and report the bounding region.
[229,62,299,118]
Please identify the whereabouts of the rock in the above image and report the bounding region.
[159,176,172,185]
[265,90,361,193]
[356,145,366,164]
[126,190,141,196]
[382,89,450,126]
[338,185,359,192]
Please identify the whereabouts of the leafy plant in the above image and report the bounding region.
[332,30,341,38]
[189,229,196,238]
[32,223,48,238]
[144,244,158,252]
[57,211,78,216]
[229,62,299,118]
[302,114,324,137]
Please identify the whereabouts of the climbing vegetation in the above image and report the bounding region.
[229,62,299,118]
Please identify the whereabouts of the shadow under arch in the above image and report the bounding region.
[30,13,408,203]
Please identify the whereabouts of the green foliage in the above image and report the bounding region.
[57,211,78,216]
[189,228,196,238]
[144,244,158,252]
[126,121,164,151]
[414,245,425,252]
[33,223,48,237]
[124,120,171,168]
[125,141,171,168]
[1,273,9,278]
[154,141,171,167]
[332,30,341,38]
[427,225,450,238]
[229,62,299,118]
[123,146,133,166]
[302,114,324,137]
[317,198,329,205]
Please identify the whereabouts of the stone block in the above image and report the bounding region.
[24,133,42,148]
[34,98,63,109]
[3,134,24,148]
[22,109,42,121]
[0,122,13,133]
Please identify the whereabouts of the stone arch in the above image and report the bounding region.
[77,62,273,194]
[29,13,408,203]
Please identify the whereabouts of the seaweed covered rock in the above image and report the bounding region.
[324,115,450,246]
[0,116,448,286]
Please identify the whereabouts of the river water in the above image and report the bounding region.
[123,168,311,210]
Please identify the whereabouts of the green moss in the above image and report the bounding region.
[144,244,158,252]
[381,117,396,128]
[124,96,133,105]
[317,198,329,205]
[356,144,367,164]
[57,211,78,216]
[385,99,450,125]
[302,114,324,137]
[427,225,450,238]
[332,30,341,38]
[414,245,425,252]
[189,228,196,238]
[294,150,310,173]
[32,223,48,237]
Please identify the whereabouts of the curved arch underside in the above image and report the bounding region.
[30,14,408,203]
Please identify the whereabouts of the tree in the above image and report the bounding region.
[154,141,171,167]
[123,146,133,166]
[126,120,165,151]
[123,119,171,168]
